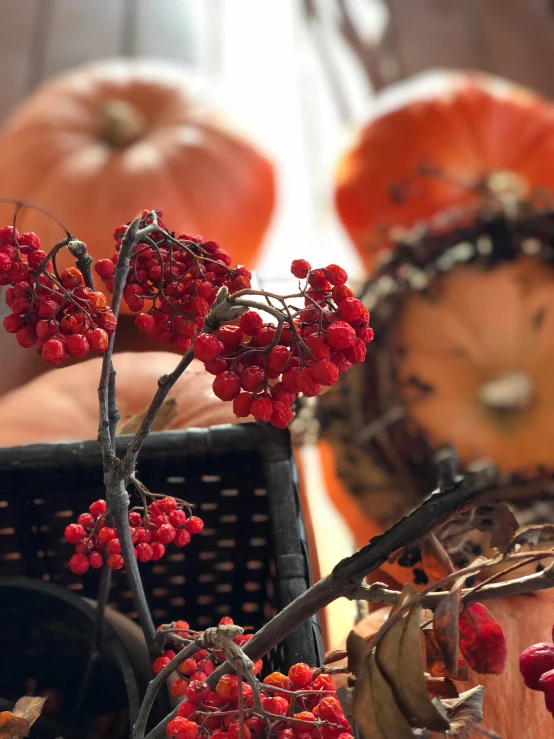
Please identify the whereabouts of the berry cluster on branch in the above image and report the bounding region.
[65,495,204,574]
[1,225,114,363]
[152,617,352,739]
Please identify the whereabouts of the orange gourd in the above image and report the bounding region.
[390,256,554,474]
[335,71,554,270]
[0,59,275,285]
[0,352,243,447]
[332,592,554,739]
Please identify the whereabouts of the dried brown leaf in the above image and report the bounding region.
[346,630,370,677]
[507,523,554,550]
[425,675,459,699]
[376,587,450,732]
[433,587,461,676]
[353,652,414,739]
[489,504,519,552]
[0,696,46,738]
[423,628,470,681]
[421,533,455,582]
[441,685,484,739]
[117,396,177,434]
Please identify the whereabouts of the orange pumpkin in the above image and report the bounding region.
[332,592,554,739]
[335,71,554,270]
[390,256,554,474]
[0,352,243,447]
[0,59,275,282]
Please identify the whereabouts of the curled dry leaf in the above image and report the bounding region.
[0,696,46,739]
[458,603,507,675]
[346,630,370,677]
[421,533,455,582]
[432,576,467,677]
[439,686,485,739]
[353,651,415,739]
[423,628,470,681]
[375,585,450,732]
[507,523,554,551]
[425,675,459,700]
[489,503,519,552]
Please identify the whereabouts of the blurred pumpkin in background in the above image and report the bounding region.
[335,70,554,271]
[0,59,275,309]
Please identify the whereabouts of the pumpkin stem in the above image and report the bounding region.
[478,370,534,413]
[98,100,147,148]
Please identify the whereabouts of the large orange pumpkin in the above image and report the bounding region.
[335,71,554,270]
[332,592,554,739]
[0,352,243,447]
[0,59,275,281]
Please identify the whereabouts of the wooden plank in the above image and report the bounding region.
[470,0,554,98]
[0,0,43,119]
[132,0,198,65]
[40,0,127,82]
[387,0,476,77]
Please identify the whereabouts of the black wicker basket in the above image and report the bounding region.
[0,423,324,671]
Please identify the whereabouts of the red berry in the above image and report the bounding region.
[255,325,276,347]
[297,368,321,397]
[289,663,313,688]
[151,542,165,560]
[65,523,85,544]
[332,285,354,304]
[175,528,191,547]
[330,351,352,374]
[239,311,263,336]
[0,253,11,272]
[261,696,289,715]
[69,553,90,574]
[204,358,228,375]
[179,658,198,676]
[233,392,253,418]
[173,317,198,339]
[158,496,178,513]
[89,328,109,352]
[194,334,224,362]
[66,333,90,358]
[294,711,316,723]
[168,509,187,527]
[240,366,265,393]
[338,297,368,324]
[90,500,107,518]
[77,513,95,528]
[228,724,250,739]
[317,696,344,722]
[268,345,290,371]
[216,674,238,702]
[343,337,367,364]
[308,269,330,290]
[186,516,204,535]
[61,267,84,289]
[213,371,241,401]
[520,643,554,690]
[270,401,294,429]
[311,360,339,387]
[186,680,210,705]
[291,259,311,279]
[135,313,155,332]
[152,655,172,675]
[306,335,331,361]
[128,511,142,527]
[107,553,124,570]
[95,259,115,280]
[219,616,234,625]
[271,382,296,405]
[357,326,374,343]
[41,338,66,364]
[3,314,23,333]
[177,702,197,719]
[89,551,104,569]
[263,672,292,690]
[107,539,121,554]
[156,524,176,544]
[216,325,243,351]
[324,264,348,286]
[251,396,273,422]
[38,300,59,319]
[135,543,153,562]
[312,674,335,691]
[326,321,356,349]
[169,679,189,698]
[168,717,198,739]
[16,325,37,349]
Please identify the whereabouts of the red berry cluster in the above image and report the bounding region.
[520,633,554,714]
[154,618,352,739]
[94,210,251,351]
[0,225,113,364]
[192,260,373,428]
[65,496,204,574]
